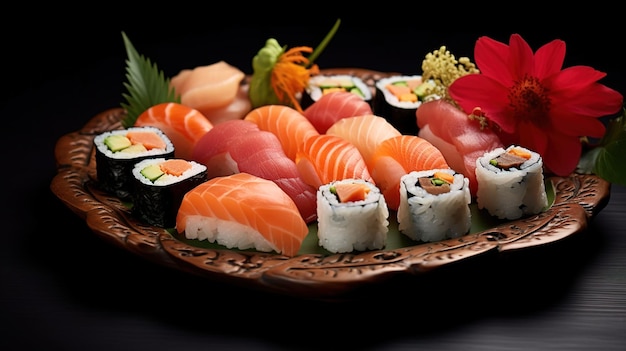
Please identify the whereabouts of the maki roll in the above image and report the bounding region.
[316,179,389,253]
[397,169,471,243]
[94,127,175,200]
[132,158,207,228]
[475,145,548,220]
[301,74,372,110]
[373,75,435,135]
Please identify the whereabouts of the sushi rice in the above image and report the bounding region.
[397,169,471,242]
[316,178,389,253]
[475,145,548,220]
[94,127,175,160]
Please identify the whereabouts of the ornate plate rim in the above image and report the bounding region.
[50,68,611,299]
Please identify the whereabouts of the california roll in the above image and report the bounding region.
[316,179,389,253]
[131,158,207,228]
[373,75,435,135]
[301,74,372,110]
[397,169,471,242]
[475,145,548,220]
[93,127,175,200]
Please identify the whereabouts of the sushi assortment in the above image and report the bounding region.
[88,33,555,257]
[91,78,550,255]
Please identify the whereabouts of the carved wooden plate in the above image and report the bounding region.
[50,69,611,299]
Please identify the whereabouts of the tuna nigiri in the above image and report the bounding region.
[192,120,318,223]
[416,99,503,197]
[303,91,373,133]
[244,105,319,161]
[176,172,309,257]
[135,102,213,160]
[296,134,374,189]
[192,119,261,171]
[370,135,449,210]
[326,114,401,168]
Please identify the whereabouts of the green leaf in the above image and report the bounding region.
[594,110,626,186]
[120,31,179,128]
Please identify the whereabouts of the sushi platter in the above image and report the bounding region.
[51,69,611,299]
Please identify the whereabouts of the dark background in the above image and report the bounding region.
[5,6,626,107]
[3,5,625,351]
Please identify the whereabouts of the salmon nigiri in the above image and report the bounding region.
[370,135,449,210]
[303,91,373,134]
[416,99,503,197]
[244,105,319,161]
[135,102,213,160]
[326,114,401,168]
[176,172,309,257]
[296,134,373,189]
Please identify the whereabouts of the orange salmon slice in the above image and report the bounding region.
[126,131,167,150]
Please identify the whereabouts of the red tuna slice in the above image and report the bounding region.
[303,91,373,134]
[416,99,503,197]
[192,119,260,170]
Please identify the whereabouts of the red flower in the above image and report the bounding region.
[448,34,623,176]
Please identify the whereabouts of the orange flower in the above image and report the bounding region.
[248,20,340,113]
[448,34,623,176]
[271,46,320,113]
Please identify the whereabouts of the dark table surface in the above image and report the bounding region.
[3,9,626,350]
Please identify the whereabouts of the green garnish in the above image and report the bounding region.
[120,31,179,128]
[248,19,340,112]
[489,159,498,166]
[578,108,626,186]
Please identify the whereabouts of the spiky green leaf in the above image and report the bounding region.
[120,31,179,128]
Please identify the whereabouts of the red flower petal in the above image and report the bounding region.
[474,36,514,86]
[544,132,584,176]
[516,121,548,157]
[548,80,624,118]
[448,75,515,132]
[546,66,607,92]
[533,39,566,78]
[549,106,606,138]
[507,34,535,80]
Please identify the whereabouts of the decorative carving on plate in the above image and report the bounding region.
[50,69,611,299]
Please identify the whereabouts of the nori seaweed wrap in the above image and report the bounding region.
[93,127,175,200]
[131,158,207,228]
